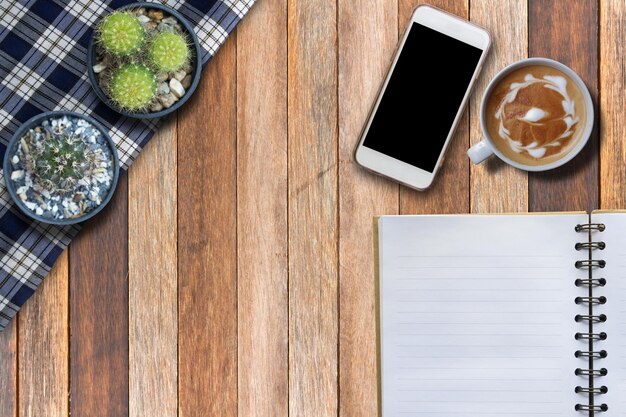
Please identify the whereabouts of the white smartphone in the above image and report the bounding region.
[354,5,491,190]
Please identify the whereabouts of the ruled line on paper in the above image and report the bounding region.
[395,345,563,348]
[397,277,563,281]
[395,288,564,291]
[397,412,563,415]
[397,266,563,269]
[397,255,565,259]
[398,388,560,390]
[395,367,562,370]
[395,311,564,314]
[397,377,563,382]
[397,355,563,359]
[396,300,561,303]
[396,322,562,325]
[398,400,563,404]
[396,333,565,337]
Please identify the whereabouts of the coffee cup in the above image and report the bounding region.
[468,57,594,171]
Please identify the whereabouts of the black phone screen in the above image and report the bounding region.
[362,23,483,173]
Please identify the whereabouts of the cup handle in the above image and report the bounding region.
[467,140,494,165]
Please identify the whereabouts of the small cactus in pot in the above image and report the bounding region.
[148,31,190,72]
[97,11,145,56]
[4,113,118,224]
[108,63,157,111]
[25,132,98,195]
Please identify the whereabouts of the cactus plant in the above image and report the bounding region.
[97,11,145,56]
[108,63,157,111]
[148,31,190,72]
[25,132,97,194]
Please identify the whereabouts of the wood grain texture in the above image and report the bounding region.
[177,38,238,417]
[70,175,129,417]
[128,120,177,417]
[528,0,598,212]
[600,0,626,209]
[236,1,288,416]
[18,252,68,417]
[287,0,338,416]
[470,0,528,213]
[398,0,470,215]
[4,2,622,415]
[337,0,398,415]
[0,319,16,417]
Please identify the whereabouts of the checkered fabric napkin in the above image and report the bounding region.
[0,0,255,330]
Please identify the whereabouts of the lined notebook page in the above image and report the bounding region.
[378,214,587,417]
[592,212,626,416]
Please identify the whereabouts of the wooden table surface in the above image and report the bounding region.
[1,0,625,416]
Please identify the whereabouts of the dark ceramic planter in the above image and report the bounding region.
[87,2,203,119]
[3,111,120,225]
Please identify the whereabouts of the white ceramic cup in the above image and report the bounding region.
[467,57,594,171]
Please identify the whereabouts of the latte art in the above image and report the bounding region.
[495,74,579,159]
[485,64,587,166]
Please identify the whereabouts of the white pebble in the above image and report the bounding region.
[11,170,24,180]
[68,202,79,214]
[162,16,177,25]
[158,82,170,95]
[11,155,19,164]
[35,207,43,216]
[159,93,177,108]
[174,70,186,81]
[18,193,27,202]
[137,15,151,23]
[92,63,107,73]
[169,79,185,98]
[25,202,37,211]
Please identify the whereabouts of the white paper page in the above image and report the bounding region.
[379,213,587,417]
[590,212,626,416]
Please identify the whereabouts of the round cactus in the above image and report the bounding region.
[148,31,190,72]
[108,64,157,111]
[27,133,94,194]
[98,11,145,56]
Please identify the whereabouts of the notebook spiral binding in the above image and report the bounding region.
[575,222,607,414]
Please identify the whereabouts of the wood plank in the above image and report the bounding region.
[0,320,16,417]
[469,0,528,213]
[128,120,177,417]
[337,0,398,416]
[398,0,470,215]
[528,0,598,212]
[236,1,288,416]
[287,0,338,415]
[177,37,238,417]
[18,252,68,417]
[70,176,129,417]
[600,0,626,209]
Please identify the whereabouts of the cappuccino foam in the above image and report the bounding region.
[485,65,587,166]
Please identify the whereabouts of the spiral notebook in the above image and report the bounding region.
[376,211,626,417]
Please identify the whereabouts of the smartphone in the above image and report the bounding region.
[354,5,491,190]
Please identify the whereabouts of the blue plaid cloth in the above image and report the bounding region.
[0,0,255,330]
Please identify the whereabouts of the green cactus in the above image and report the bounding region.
[25,133,96,194]
[108,63,157,111]
[98,11,145,56]
[148,31,190,72]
